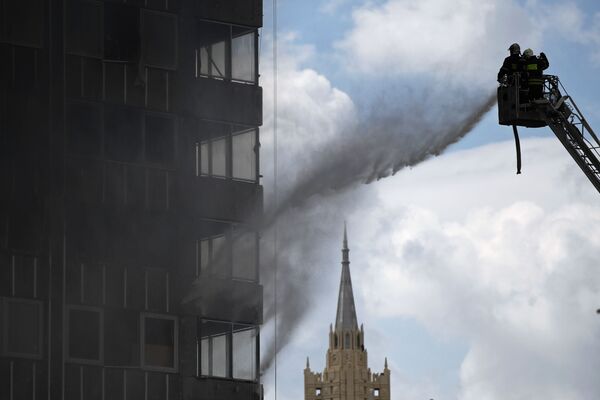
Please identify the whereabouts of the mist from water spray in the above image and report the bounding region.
[259,89,497,373]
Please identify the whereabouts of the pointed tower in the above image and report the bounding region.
[304,225,391,400]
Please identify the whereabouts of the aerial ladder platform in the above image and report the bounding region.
[498,74,600,194]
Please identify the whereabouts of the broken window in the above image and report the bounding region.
[232,128,257,181]
[315,388,322,396]
[374,388,380,397]
[141,313,178,371]
[2,297,42,358]
[67,306,103,363]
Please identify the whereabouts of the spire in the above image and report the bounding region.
[335,223,358,331]
[306,357,310,369]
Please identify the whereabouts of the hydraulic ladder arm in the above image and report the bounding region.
[542,77,600,194]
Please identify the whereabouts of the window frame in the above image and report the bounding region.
[140,312,179,373]
[65,304,104,365]
[198,319,259,382]
[140,8,178,71]
[1,297,44,359]
[195,126,259,184]
[194,21,259,85]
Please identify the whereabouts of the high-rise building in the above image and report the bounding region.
[0,1,263,399]
[304,226,391,400]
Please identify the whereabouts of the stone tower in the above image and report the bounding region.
[304,225,391,400]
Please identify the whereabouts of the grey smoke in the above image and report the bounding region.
[258,89,497,372]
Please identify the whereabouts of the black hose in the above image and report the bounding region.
[513,125,522,174]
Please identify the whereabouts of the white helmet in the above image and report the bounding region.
[523,48,534,57]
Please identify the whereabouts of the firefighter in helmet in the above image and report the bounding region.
[497,43,524,84]
[523,48,549,101]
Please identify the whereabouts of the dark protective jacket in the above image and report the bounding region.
[524,52,549,85]
[497,54,524,82]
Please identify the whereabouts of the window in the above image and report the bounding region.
[67,306,103,363]
[373,388,380,397]
[231,27,256,83]
[232,325,257,380]
[104,309,139,367]
[196,126,259,182]
[141,313,178,372]
[315,388,322,396]
[66,0,103,58]
[104,3,140,62]
[145,113,175,165]
[344,333,350,349]
[2,297,43,358]
[104,106,142,162]
[197,234,229,278]
[67,101,103,156]
[195,21,257,84]
[231,230,258,281]
[141,10,177,70]
[146,268,168,312]
[232,128,256,181]
[199,320,258,381]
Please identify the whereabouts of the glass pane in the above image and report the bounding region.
[200,338,209,376]
[200,142,209,175]
[232,130,256,181]
[232,32,256,82]
[211,235,227,277]
[144,317,175,368]
[212,334,227,377]
[6,300,40,356]
[104,309,139,366]
[232,326,256,380]
[69,309,101,360]
[232,231,257,281]
[199,47,209,76]
[211,42,226,78]
[211,137,227,177]
[200,239,210,274]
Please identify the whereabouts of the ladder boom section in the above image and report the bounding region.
[543,76,600,194]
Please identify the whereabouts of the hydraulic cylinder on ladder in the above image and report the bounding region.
[497,73,600,194]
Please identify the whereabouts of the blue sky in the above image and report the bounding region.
[257,1,600,399]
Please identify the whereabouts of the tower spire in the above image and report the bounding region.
[335,223,358,331]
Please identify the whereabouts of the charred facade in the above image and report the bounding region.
[0,1,263,399]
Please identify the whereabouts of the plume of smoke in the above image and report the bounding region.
[258,89,497,372]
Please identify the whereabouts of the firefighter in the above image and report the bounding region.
[523,48,549,101]
[497,43,524,84]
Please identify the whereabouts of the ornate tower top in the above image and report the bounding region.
[304,224,391,400]
[335,223,358,332]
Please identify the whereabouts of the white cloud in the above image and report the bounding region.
[347,139,600,400]
[335,0,542,85]
[260,33,357,200]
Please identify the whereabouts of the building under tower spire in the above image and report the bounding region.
[304,224,391,400]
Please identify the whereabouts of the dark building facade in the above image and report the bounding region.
[0,1,263,399]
